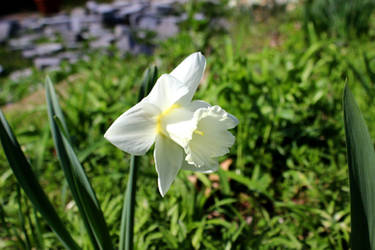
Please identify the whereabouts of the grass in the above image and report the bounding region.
[1,2,375,249]
[0,46,32,76]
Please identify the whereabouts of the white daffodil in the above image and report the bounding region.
[104,52,238,196]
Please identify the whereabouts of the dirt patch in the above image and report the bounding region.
[2,73,82,113]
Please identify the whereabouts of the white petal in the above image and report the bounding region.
[154,135,183,196]
[163,107,195,147]
[170,52,206,104]
[185,106,238,167]
[181,157,218,173]
[163,101,211,148]
[104,101,159,155]
[186,100,211,112]
[145,74,189,111]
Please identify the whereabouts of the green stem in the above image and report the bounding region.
[119,66,157,250]
[120,155,139,250]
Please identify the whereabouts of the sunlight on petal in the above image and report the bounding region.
[154,135,183,196]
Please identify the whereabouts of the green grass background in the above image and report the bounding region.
[2,2,375,249]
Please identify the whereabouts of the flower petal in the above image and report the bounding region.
[154,135,183,196]
[104,101,159,155]
[163,101,212,149]
[145,74,189,111]
[163,107,195,147]
[170,52,206,104]
[185,106,238,167]
[187,100,211,112]
[181,156,218,173]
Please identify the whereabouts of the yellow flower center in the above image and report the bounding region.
[156,104,180,135]
[194,130,204,136]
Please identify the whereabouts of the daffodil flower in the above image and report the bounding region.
[104,52,238,196]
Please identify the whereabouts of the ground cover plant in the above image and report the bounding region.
[1,1,375,249]
[303,0,375,39]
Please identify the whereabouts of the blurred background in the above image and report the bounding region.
[1,0,375,249]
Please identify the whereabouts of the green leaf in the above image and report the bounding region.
[223,171,273,201]
[363,52,375,85]
[45,77,113,250]
[1,200,27,249]
[192,218,206,249]
[119,66,158,250]
[77,138,107,163]
[32,208,45,250]
[348,62,373,98]
[138,65,158,102]
[343,84,375,250]
[0,109,79,250]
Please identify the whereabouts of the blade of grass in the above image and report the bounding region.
[0,203,12,239]
[119,66,158,250]
[23,194,42,250]
[343,84,375,249]
[26,204,40,250]
[32,128,48,250]
[363,52,375,85]
[348,62,373,98]
[16,187,31,250]
[33,208,45,250]
[26,124,47,250]
[218,170,231,195]
[77,138,107,163]
[0,109,79,250]
[1,201,27,249]
[34,125,50,174]
[46,77,114,250]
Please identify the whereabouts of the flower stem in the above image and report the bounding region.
[119,66,157,250]
[120,155,139,250]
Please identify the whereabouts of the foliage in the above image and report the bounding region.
[0,109,79,249]
[343,85,375,250]
[1,2,375,249]
[303,0,375,39]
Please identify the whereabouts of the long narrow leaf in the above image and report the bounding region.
[343,84,375,250]
[45,77,113,250]
[45,77,98,249]
[56,116,114,249]
[119,66,158,250]
[139,66,158,98]
[0,110,79,250]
